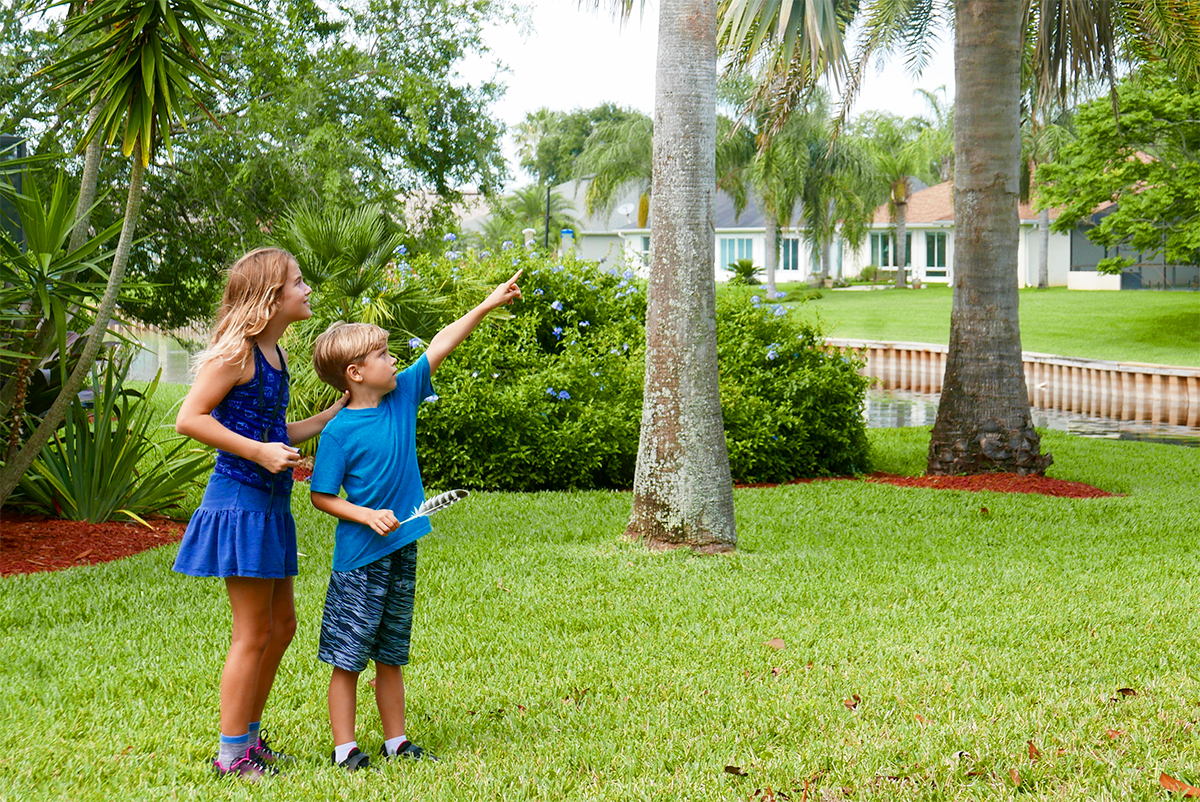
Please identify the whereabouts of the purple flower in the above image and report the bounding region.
[445,250,459,260]
[396,244,408,256]
[534,288,544,296]
[552,326,563,339]
[502,240,514,250]
[557,390,570,400]
[423,394,439,402]
[408,337,423,349]
[551,300,563,311]
[751,295,761,305]
[579,320,589,327]
[480,250,491,258]
[443,232,457,242]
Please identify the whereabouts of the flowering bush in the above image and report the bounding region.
[406,250,870,491]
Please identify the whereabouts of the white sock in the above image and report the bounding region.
[334,741,358,763]
[384,735,408,756]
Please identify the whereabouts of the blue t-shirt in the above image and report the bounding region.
[311,354,435,572]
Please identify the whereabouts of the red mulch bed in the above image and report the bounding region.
[1,510,186,577]
[1,471,1113,578]
[737,471,1115,498]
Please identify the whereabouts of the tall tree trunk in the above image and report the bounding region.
[820,234,832,280]
[0,157,146,506]
[764,209,778,296]
[626,0,735,553]
[1037,206,1050,288]
[927,0,1051,477]
[0,105,105,421]
[894,195,908,288]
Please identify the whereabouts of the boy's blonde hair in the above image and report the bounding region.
[313,322,389,392]
[194,247,297,372]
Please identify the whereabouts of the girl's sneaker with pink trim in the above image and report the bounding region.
[251,730,294,764]
[213,752,278,780]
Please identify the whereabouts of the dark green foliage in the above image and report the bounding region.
[726,257,761,285]
[716,288,871,482]
[12,353,212,522]
[414,249,646,491]
[398,251,871,491]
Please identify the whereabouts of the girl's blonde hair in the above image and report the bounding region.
[193,247,297,372]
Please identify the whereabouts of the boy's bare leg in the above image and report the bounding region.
[329,667,360,746]
[374,662,407,741]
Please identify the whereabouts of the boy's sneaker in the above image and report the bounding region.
[251,729,294,764]
[213,751,278,780]
[380,740,438,762]
[332,746,371,772]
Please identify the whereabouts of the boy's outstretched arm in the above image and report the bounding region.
[425,270,522,374]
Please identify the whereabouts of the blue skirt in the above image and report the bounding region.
[173,473,298,578]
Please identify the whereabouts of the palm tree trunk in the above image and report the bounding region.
[0,156,146,507]
[0,106,104,421]
[625,0,735,552]
[895,198,908,288]
[928,0,1050,477]
[764,210,778,295]
[1037,206,1050,288]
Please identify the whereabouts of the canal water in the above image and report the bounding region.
[128,330,1200,447]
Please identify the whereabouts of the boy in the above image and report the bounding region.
[309,271,522,771]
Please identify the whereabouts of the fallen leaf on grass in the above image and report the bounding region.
[771,667,784,677]
[724,764,748,777]
[1160,772,1200,796]
[1110,688,1138,701]
[1028,740,1041,761]
[1106,728,1125,740]
[1009,768,1021,786]
[765,638,786,650]
[980,506,990,517]
[915,714,928,726]
[843,694,861,711]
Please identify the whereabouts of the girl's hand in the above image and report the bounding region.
[256,442,303,473]
[327,391,350,416]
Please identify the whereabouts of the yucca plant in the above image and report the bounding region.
[15,353,212,524]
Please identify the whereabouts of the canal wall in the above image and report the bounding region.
[825,338,1200,428]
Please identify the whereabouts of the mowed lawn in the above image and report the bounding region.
[3,429,1200,801]
[771,284,1200,367]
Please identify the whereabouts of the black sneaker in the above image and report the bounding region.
[251,729,294,764]
[332,746,371,772]
[380,740,438,761]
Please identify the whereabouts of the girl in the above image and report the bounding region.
[174,247,345,778]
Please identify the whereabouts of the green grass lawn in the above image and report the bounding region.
[770,284,1200,367]
[4,430,1200,801]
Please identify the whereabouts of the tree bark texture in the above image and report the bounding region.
[764,210,777,295]
[0,156,146,506]
[928,0,1051,476]
[894,196,908,287]
[625,0,736,552]
[1037,206,1050,289]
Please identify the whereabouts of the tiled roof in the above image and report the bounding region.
[871,180,1061,224]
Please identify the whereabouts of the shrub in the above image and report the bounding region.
[414,249,646,491]
[13,353,212,523]
[406,251,870,491]
[716,289,871,482]
[727,258,762,285]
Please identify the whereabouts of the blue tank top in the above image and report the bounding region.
[212,344,293,492]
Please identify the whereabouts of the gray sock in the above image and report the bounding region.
[218,732,251,767]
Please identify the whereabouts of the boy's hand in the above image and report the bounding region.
[362,508,400,535]
[483,270,522,310]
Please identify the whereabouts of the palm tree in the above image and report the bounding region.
[0,0,249,506]
[718,0,1200,476]
[573,113,654,226]
[856,111,932,288]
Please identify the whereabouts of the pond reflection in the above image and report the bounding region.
[867,388,1200,447]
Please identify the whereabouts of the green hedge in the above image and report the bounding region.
[400,249,870,491]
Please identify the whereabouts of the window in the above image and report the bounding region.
[719,237,753,268]
[870,232,912,267]
[780,238,801,271]
[925,232,947,277]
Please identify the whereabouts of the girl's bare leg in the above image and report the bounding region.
[249,577,296,724]
[220,577,277,736]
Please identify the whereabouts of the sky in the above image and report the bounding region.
[458,1,956,190]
